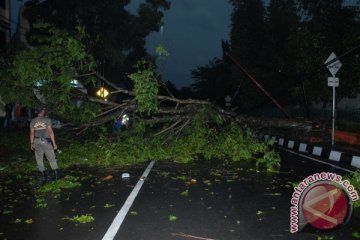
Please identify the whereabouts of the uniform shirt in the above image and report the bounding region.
[30,116,52,138]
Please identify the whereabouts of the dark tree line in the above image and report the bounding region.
[192,0,360,113]
[1,0,359,132]
[23,0,170,87]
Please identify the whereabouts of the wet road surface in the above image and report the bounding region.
[0,151,359,240]
[117,152,359,240]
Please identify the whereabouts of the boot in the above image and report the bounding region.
[53,169,61,180]
[38,171,47,186]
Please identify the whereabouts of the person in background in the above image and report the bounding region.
[29,105,60,185]
[15,103,21,128]
[3,103,12,129]
[113,116,123,133]
[18,105,28,128]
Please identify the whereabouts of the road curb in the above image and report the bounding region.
[263,134,360,169]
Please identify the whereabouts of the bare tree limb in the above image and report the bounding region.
[76,126,90,136]
[159,79,176,98]
[75,71,96,78]
[154,119,183,137]
[174,102,180,112]
[71,72,315,134]
[94,71,124,91]
[87,72,235,117]
[175,118,190,137]
[94,103,127,118]
[88,97,119,106]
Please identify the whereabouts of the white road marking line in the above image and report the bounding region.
[102,160,156,240]
[274,145,354,174]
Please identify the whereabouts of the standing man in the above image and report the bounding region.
[30,105,60,185]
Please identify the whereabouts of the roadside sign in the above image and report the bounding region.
[327,77,339,87]
[325,52,342,77]
[325,52,342,146]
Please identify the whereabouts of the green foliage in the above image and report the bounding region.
[23,0,170,83]
[56,113,279,171]
[195,0,360,109]
[63,214,94,224]
[35,197,47,208]
[2,22,99,123]
[155,44,170,57]
[104,203,115,208]
[168,215,177,221]
[0,130,34,174]
[316,236,334,240]
[180,189,189,196]
[128,60,159,114]
[66,102,101,124]
[344,170,360,208]
[14,218,22,224]
[353,231,360,239]
[37,176,81,194]
[130,211,138,216]
[0,115,279,174]
[256,150,281,172]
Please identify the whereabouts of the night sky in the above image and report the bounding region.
[130,0,233,88]
[139,0,358,89]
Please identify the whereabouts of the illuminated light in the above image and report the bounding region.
[97,87,109,98]
[121,114,130,125]
[70,79,79,87]
[35,80,46,87]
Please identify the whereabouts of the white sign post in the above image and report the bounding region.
[325,52,342,146]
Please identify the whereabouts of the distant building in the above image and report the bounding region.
[15,5,30,45]
[0,0,10,116]
[0,0,10,48]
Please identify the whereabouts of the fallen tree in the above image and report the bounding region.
[1,23,330,172]
[0,22,318,140]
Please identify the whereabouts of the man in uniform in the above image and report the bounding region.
[30,105,60,185]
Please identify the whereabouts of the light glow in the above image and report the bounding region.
[97,87,109,98]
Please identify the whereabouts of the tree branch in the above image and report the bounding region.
[94,71,129,92]
[153,119,183,137]
[88,97,119,106]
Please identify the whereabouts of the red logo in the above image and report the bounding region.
[301,182,350,230]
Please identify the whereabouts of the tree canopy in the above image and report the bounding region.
[0,0,174,124]
[2,0,359,131]
[192,0,360,113]
[23,0,170,85]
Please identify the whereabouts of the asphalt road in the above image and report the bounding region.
[0,151,359,240]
